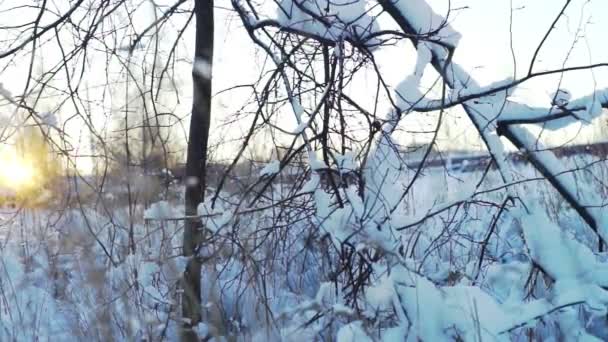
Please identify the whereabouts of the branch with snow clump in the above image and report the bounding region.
[499,88,608,130]
[276,0,381,48]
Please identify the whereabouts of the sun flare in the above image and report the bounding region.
[0,152,37,190]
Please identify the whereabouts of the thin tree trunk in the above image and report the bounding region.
[181,0,213,340]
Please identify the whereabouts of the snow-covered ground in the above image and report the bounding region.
[1,150,606,341]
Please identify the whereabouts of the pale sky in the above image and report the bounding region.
[1,0,607,167]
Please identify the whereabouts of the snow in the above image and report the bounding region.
[485,260,530,304]
[336,321,372,342]
[292,116,310,134]
[387,256,606,340]
[507,126,608,244]
[556,308,604,342]
[332,303,354,316]
[195,322,210,339]
[391,186,475,229]
[500,87,608,130]
[386,9,608,327]
[382,326,408,341]
[292,99,305,121]
[144,200,175,220]
[424,76,516,107]
[308,151,327,170]
[276,0,381,48]
[586,95,604,118]
[197,201,232,232]
[414,42,432,76]
[395,42,433,110]
[197,200,223,218]
[299,173,320,193]
[3,151,608,340]
[314,189,353,245]
[365,275,395,310]
[551,88,572,107]
[260,159,281,176]
[344,185,364,218]
[246,1,608,338]
[392,0,461,47]
[519,208,595,280]
[2,0,608,340]
[335,152,356,174]
[395,75,425,110]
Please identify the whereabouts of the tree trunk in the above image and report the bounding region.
[181,0,213,340]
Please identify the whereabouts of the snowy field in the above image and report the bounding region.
[1,151,607,341]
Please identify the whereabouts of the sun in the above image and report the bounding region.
[0,151,37,190]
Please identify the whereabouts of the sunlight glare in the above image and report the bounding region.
[0,151,36,190]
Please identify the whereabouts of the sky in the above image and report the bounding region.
[1,0,607,169]
[210,0,608,152]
